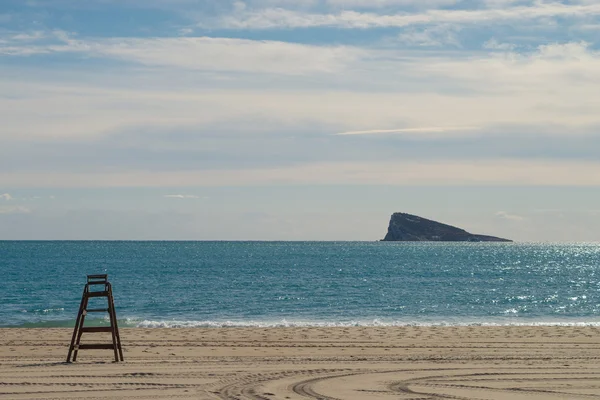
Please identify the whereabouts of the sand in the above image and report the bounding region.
[2,326,600,399]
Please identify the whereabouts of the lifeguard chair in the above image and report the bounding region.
[66,274,124,362]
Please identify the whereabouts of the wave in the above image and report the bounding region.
[2,317,133,329]
[6,317,600,329]
[28,308,65,314]
[132,318,600,328]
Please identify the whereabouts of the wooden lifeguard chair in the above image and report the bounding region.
[66,274,124,362]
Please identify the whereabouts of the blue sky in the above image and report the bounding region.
[1,0,600,241]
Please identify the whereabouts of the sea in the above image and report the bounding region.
[1,241,599,328]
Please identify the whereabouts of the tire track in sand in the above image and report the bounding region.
[216,369,354,400]
[389,370,600,400]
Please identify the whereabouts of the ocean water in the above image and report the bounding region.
[1,241,599,328]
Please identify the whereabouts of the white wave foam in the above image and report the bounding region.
[30,308,65,314]
[130,318,600,328]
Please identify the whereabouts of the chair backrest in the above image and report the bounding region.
[87,274,108,285]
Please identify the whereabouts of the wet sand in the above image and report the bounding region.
[2,326,600,399]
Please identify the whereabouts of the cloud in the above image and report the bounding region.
[336,126,479,135]
[1,40,599,147]
[0,206,31,214]
[325,0,461,8]
[397,24,462,47]
[163,194,200,199]
[2,159,600,187]
[577,23,600,31]
[211,2,600,29]
[3,36,600,141]
[0,193,13,201]
[3,30,600,192]
[9,32,47,42]
[0,35,362,76]
[495,211,525,221]
[483,38,517,51]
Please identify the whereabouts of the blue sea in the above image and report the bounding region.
[1,241,600,328]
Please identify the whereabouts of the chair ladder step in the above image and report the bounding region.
[85,291,109,298]
[80,327,114,333]
[75,344,115,350]
[84,308,109,313]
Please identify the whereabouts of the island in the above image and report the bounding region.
[382,212,512,242]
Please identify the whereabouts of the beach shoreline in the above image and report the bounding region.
[2,326,600,399]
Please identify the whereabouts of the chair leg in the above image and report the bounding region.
[67,286,87,363]
[107,289,119,362]
[109,289,124,361]
[72,296,89,362]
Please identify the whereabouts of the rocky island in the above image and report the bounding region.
[382,212,512,242]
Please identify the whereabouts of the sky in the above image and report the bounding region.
[1,0,600,241]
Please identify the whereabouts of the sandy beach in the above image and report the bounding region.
[1,326,600,399]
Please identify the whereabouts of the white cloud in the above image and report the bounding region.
[483,38,517,51]
[325,0,460,8]
[482,0,534,7]
[163,194,200,199]
[4,35,600,141]
[495,211,525,221]
[224,0,460,11]
[1,160,600,187]
[178,27,194,36]
[336,126,479,135]
[3,32,600,172]
[577,24,600,31]
[211,2,600,29]
[398,24,462,47]
[10,32,47,41]
[0,206,31,214]
[0,35,362,75]
[95,37,361,75]
[0,193,13,201]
